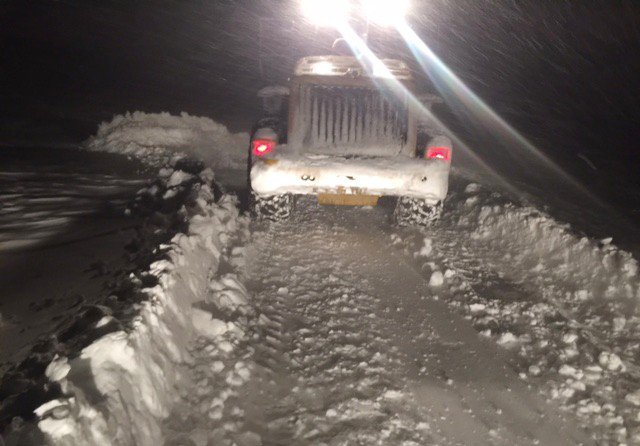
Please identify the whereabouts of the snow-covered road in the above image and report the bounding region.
[250,200,594,444]
[163,197,593,445]
[5,113,639,445]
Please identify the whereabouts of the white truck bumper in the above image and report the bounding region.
[251,154,450,204]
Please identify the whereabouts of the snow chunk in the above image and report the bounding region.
[416,238,433,258]
[45,355,70,382]
[192,308,230,339]
[34,398,75,418]
[496,332,519,347]
[562,333,579,344]
[613,317,626,333]
[528,365,542,376]
[469,303,486,314]
[598,351,624,371]
[469,203,639,305]
[465,183,481,194]
[382,390,404,401]
[166,170,194,188]
[625,390,640,407]
[429,271,444,287]
[209,274,251,314]
[559,365,581,379]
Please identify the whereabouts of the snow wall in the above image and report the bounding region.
[86,111,249,170]
[467,202,639,303]
[31,112,250,445]
[424,184,640,443]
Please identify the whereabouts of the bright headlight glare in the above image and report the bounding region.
[363,0,409,26]
[312,61,334,75]
[301,0,351,27]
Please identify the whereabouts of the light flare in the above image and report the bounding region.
[363,0,410,27]
[336,22,520,195]
[301,0,350,27]
[311,61,334,75]
[396,21,599,201]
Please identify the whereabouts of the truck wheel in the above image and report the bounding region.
[393,197,442,227]
[251,193,293,221]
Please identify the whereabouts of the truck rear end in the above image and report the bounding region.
[250,56,452,224]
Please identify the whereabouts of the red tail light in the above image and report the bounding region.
[252,139,276,157]
[426,146,451,161]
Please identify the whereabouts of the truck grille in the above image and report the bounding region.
[298,85,408,155]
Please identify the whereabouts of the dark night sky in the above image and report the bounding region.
[1,0,639,196]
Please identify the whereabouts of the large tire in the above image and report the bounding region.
[393,197,442,227]
[251,193,293,221]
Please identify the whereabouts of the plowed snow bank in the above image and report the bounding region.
[36,184,248,445]
[17,112,251,445]
[469,202,639,302]
[86,112,249,169]
[401,180,640,444]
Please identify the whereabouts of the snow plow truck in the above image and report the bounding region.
[249,55,452,226]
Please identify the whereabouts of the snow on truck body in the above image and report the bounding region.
[287,56,417,158]
[250,56,452,221]
[251,152,449,203]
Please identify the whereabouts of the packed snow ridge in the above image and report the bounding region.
[86,111,249,170]
[469,201,638,302]
[401,180,640,444]
[36,187,248,445]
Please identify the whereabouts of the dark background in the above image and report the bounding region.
[1,0,639,210]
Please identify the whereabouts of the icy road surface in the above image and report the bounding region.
[165,198,592,445]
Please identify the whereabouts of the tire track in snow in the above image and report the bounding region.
[161,197,592,446]
[237,200,591,446]
[244,220,429,445]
